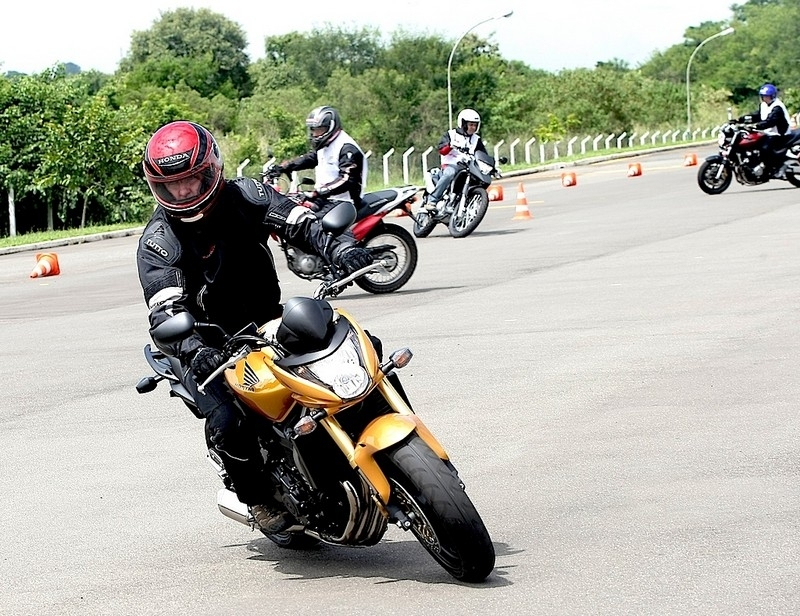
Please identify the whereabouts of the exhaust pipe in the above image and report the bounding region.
[217,488,251,527]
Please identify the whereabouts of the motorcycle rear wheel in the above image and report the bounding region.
[356,223,418,294]
[697,159,732,195]
[261,529,320,550]
[786,171,800,188]
[448,187,489,238]
[379,434,495,583]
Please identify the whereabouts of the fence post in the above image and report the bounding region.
[509,138,520,165]
[567,136,578,157]
[671,129,681,143]
[628,132,637,147]
[493,140,505,163]
[581,135,591,155]
[616,132,627,148]
[525,137,536,164]
[639,131,650,146]
[553,141,561,159]
[421,146,434,178]
[382,148,395,186]
[650,131,660,146]
[237,158,250,177]
[604,134,615,149]
[592,134,603,151]
[402,146,415,185]
[539,141,547,163]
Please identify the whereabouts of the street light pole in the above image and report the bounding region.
[447,10,514,128]
[686,26,735,133]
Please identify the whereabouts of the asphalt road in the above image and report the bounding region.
[1,146,798,616]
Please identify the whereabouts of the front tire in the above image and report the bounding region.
[355,223,418,294]
[697,158,733,194]
[449,187,489,238]
[380,435,495,582]
[412,210,438,238]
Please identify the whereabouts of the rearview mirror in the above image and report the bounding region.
[151,312,195,345]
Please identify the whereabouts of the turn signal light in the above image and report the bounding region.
[390,348,413,368]
[293,415,318,437]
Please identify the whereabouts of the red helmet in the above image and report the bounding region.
[143,121,224,221]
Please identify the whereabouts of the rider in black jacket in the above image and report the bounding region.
[136,120,372,533]
[272,106,366,212]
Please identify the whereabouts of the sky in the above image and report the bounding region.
[1,1,737,76]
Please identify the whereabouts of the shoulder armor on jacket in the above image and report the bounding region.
[140,220,180,265]
[230,176,269,205]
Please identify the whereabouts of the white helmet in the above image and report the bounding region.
[456,108,481,133]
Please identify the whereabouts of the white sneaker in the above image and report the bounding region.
[424,200,438,212]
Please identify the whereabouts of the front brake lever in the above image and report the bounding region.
[314,260,389,299]
[197,347,250,394]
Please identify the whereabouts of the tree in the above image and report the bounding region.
[120,8,252,99]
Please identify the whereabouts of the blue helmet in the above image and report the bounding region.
[759,83,777,98]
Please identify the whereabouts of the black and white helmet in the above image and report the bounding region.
[306,106,342,150]
[457,108,481,133]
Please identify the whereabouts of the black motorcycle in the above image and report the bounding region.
[698,120,800,194]
[413,150,506,239]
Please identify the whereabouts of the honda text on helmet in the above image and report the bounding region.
[143,121,224,222]
[456,108,481,133]
[306,106,343,151]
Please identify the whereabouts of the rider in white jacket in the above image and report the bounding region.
[423,108,488,212]
[738,83,793,177]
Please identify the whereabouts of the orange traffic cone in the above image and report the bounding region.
[512,183,533,220]
[488,184,504,202]
[30,252,60,278]
[683,153,698,166]
[561,171,577,187]
[627,162,642,177]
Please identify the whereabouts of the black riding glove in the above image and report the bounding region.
[190,346,226,382]
[335,246,373,275]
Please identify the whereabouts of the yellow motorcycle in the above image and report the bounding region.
[136,209,494,582]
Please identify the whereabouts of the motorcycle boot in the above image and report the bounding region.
[249,503,293,533]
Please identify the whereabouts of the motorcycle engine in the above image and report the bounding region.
[287,247,324,276]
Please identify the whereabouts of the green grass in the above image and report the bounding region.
[0,222,144,249]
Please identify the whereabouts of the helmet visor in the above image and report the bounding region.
[148,164,219,212]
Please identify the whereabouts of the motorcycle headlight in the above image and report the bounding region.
[297,329,370,399]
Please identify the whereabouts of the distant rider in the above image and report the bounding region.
[136,120,372,534]
[423,108,487,213]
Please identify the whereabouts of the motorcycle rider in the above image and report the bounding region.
[738,83,792,177]
[136,120,373,533]
[271,105,367,212]
[423,108,488,213]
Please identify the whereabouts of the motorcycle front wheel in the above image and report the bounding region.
[379,434,495,583]
[697,158,733,195]
[356,223,418,294]
[412,210,438,238]
[448,187,489,238]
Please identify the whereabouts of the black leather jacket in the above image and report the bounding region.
[136,177,347,359]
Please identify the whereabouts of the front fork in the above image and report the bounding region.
[319,378,449,506]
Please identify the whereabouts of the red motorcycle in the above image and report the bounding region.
[698,120,800,194]
[263,167,419,294]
